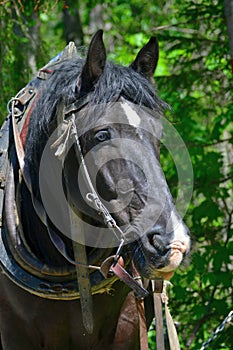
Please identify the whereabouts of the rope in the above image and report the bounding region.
[200,311,233,349]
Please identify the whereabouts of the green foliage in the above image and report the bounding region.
[0,1,52,123]
[155,3,233,348]
[0,0,232,348]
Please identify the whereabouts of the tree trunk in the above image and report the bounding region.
[224,0,233,73]
[62,1,84,47]
[11,4,41,77]
[89,4,105,33]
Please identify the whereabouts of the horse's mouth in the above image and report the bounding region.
[129,239,187,280]
[151,247,184,280]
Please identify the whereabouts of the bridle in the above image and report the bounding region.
[9,86,150,283]
[3,63,182,349]
[8,85,150,325]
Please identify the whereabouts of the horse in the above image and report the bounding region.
[0,30,190,350]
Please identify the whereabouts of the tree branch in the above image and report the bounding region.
[186,313,212,348]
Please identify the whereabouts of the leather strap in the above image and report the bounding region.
[162,282,181,350]
[11,98,26,170]
[152,280,165,350]
[66,177,94,335]
[110,262,149,299]
[152,280,181,350]
[72,239,94,334]
[165,303,181,350]
[131,264,149,350]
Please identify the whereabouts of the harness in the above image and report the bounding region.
[0,42,181,349]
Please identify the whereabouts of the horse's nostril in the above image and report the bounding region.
[148,233,166,252]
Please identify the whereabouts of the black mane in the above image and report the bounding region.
[25,58,167,172]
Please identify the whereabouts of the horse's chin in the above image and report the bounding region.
[132,247,184,280]
[133,263,175,280]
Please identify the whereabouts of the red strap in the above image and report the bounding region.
[20,94,40,147]
[110,262,149,298]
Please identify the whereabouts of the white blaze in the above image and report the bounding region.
[121,101,141,127]
[168,211,190,252]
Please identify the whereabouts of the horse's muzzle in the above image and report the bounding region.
[131,221,190,280]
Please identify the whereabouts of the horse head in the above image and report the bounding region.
[36,30,190,281]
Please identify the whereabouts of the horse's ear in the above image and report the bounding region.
[130,37,159,81]
[78,30,106,93]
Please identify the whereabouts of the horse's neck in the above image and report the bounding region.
[20,180,72,267]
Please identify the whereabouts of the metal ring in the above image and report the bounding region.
[133,276,142,281]
[7,97,25,117]
[7,98,15,114]
[86,193,95,202]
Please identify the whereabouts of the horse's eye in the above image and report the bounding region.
[94,130,111,142]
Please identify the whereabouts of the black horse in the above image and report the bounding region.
[0,30,190,349]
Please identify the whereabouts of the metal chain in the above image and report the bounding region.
[70,116,126,246]
[200,311,233,349]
